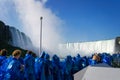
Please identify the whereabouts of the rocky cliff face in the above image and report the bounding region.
[0,21,33,50]
[0,21,12,43]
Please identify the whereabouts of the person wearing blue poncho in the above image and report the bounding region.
[35,57,40,80]
[102,53,112,65]
[0,49,8,80]
[89,59,97,66]
[75,54,83,71]
[63,55,74,80]
[38,51,46,80]
[89,54,100,66]
[4,49,22,80]
[43,53,53,80]
[81,56,88,68]
[52,55,62,80]
[24,51,35,80]
[0,49,7,66]
[18,57,25,80]
[72,57,79,74]
[0,55,13,78]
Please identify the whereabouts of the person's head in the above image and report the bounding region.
[52,55,57,60]
[77,54,81,58]
[25,50,33,56]
[66,55,72,62]
[92,53,100,61]
[44,54,50,60]
[26,50,33,55]
[0,49,7,56]
[12,50,21,59]
[40,51,46,58]
[52,54,59,62]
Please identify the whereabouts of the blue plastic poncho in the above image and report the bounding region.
[72,57,79,74]
[4,57,21,80]
[34,57,40,80]
[42,54,53,80]
[18,57,24,80]
[89,59,97,66]
[24,54,35,80]
[63,55,73,80]
[52,55,62,80]
[101,53,112,65]
[0,56,7,66]
[75,54,83,70]
[0,55,7,80]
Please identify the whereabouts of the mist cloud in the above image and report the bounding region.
[13,0,63,54]
[0,0,64,55]
[0,0,16,23]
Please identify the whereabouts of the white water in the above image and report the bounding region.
[9,27,33,50]
[59,39,115,57]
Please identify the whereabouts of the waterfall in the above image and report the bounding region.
[0,21,34,52]
[59,39,117,57]
[9,27,33,50]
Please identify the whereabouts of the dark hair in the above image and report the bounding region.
[26,50,33,55]
[12,50,21,57]
[32,53,37,57]
[0,49,7,56]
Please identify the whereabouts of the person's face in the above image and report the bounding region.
[16,54,21,59]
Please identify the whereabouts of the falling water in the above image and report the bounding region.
[59,39,116,57]
[9,27,33,50]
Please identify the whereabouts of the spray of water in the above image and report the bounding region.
[0,0,64,55]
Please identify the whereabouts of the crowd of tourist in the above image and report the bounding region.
[0,49,120,80]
